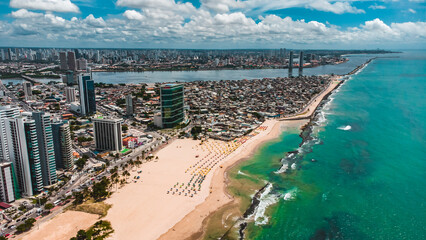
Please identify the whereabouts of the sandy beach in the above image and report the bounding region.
[102,120,281,240]
[19,211,99,240]
[159,119,308,240]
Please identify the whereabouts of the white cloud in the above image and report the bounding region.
[117,0,196,16]
[9,0,80,13]
[408,8,416,14]
[368,4,386,10]
[2,8,426,48]
[201,0,365,15]
[123,10,144,21]
[10,9,44,18]
[201,0,245,13]
[307,0,365,14]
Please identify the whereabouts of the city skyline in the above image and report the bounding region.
[0,0,424,49]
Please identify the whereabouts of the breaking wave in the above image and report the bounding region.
[337,125,352,131]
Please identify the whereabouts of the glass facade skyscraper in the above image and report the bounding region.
[160,84,184,128]
[79,73,96,116]
[32,112,57,186]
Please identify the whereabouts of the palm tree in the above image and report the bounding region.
[129,159,134,170]
[135,160,141,170]
[114,178,119,191]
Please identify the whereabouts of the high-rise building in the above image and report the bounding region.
[299,51,304,71]
[59,52,68,70]
[160,84,184,128]
[5,116,43,197]
[0,106,20,162]
[23,82,32,100]
[0,49,5,61]
[92,117,122,152]
[67,51,77,71]
[65,87,76,103]
[78,73,96,116]
[77,58,87,70]
[31,112,57,186]
[52,121,73,170]
[7,48,12,61]
[126,94,134,116]
[74,49,80,59]
[65,70,76,86]
[289,51,294,71]
[95,50,100,62]
[0,162,16,202]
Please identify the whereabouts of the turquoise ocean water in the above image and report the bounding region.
[235,51,426,240]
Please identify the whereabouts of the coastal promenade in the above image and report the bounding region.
[280,76,342,120]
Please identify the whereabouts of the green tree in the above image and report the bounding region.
[16,218,36,233]
[75,158,87,171]
[44,203,54,210]
[73,191,85,206]
[91,177,110,201]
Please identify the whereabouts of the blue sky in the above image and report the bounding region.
[0,0,425,49]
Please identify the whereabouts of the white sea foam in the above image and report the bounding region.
[283,188,298,201]
[275,163,289,174]
[323,97,334,110]
[253,184,278,226]
[317,111,327,125]
[291,163,297,170]
[337,125,352,131]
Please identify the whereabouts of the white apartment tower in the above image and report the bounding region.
[0,106,20,162]
[92,117,123,152]
[65,87,76,103]
[0,162,16,202]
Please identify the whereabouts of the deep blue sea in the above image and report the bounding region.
[231,51,426,239]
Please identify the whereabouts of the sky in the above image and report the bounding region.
[0,0,425,49]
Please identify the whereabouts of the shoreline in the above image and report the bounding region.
[162,59,374,239]
[158,120,308,240]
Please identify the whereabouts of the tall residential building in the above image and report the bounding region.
[299,51,304,71]
[0,162,16,202]
[52,121,73,170]
[59,52,68,70]
[0,106,20,162]
[126,94,134,116]
[7,48,12,61]
[5,116,43,197]
[31,112,57,186]
[289,51,294,71]
[0,49,5,61]
[77,58,87,70]
[67,51,77,71]
[65,87,76,103]
[65,70,75,86]
[74,49,80,59]
[92,117,122,152]
[160,84,184,128]
[78,73,96,116]
[23,82,32,100]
